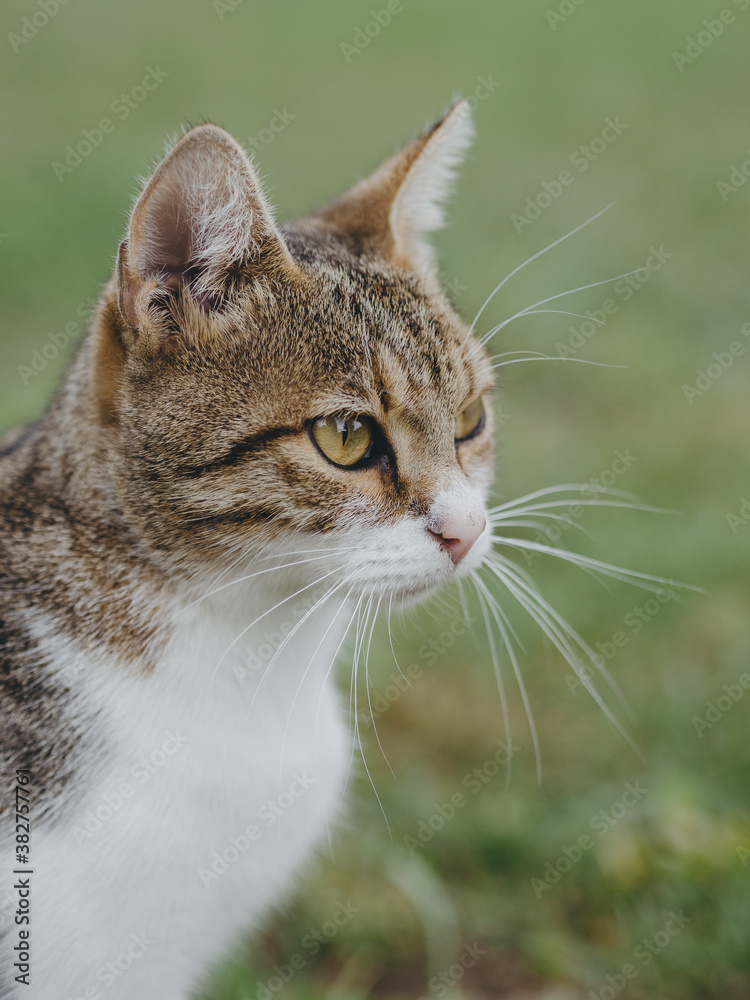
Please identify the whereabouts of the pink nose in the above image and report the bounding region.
[429,513,486,566]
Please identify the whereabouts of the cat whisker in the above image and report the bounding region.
[504,308,606,324]
[255,545,351,561]
[488,349,553,362]
[385,592,399,670]
[485,308,609,339]
[489,353,625,372]
[313,587,360,744]
[491,552,639,721]
[186,539,350,607]
[478,268,653,347]
[349,595,370,730]
[454,575,474,629]
[180,551,342,613]
[424,587,465,626]
[242,573,352,719]
[487,346,598,367]
[472,573,538,782]
[488,500,676,549]
[207,567,342,688]
[489,497,673,518]
[278,580,358,790]
[341,593,368,798]
[385,593,411,688]
[197,539,261,605]
[342,593,370,799]
[464,200,616,342]
[488,482,675,514]
[489,534,697,595]
[340,597,365,818]
[315,588,363,856]
[487,517,595,542]
[484,553,642,757]
[472,582,513,773]
[364,594,394,779]
[487,550,630,710]
[488,484,697,740]
[348,595,393,838]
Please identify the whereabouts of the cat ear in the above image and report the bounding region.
[118,124,297,328]
[311,101,474,277]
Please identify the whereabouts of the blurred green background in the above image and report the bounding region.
[1,1,748,997]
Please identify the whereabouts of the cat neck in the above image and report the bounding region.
[168,571,352,702]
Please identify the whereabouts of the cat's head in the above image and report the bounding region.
[92,104,494,601]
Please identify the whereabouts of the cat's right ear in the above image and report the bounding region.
[117,124,298,331]
[308,102,474,286]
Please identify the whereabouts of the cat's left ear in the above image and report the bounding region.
[310,101,474,280]
[117,124,298,329]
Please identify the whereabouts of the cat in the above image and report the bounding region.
[0,99,677,998]
[0,102,497,999]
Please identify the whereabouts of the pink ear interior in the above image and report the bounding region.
[118,124,298,327]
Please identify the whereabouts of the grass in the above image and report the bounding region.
[1,1,748,996]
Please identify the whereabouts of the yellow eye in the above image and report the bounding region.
[455,398,485,441]
[312,413,374,467]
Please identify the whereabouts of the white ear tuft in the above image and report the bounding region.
[390,101,475,265]
[308,101,474,278]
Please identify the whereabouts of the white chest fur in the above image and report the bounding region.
[23,589,352,1000]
